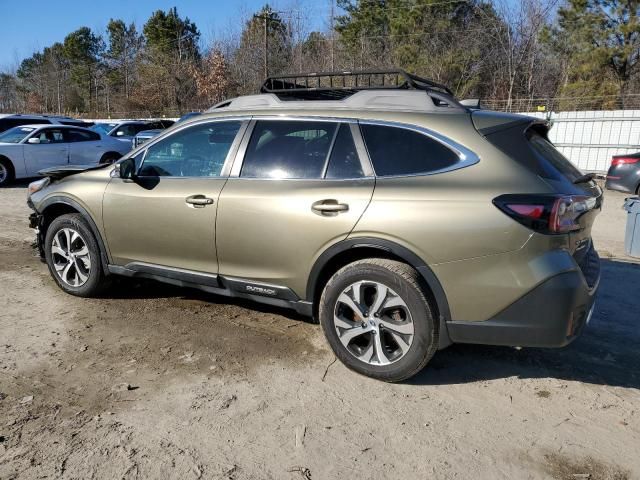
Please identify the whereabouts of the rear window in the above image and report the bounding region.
[360,124,459,176]
[485,125,582,182]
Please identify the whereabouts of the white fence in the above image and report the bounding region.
[523,110,640,173]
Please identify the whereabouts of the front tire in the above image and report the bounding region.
[100,152,121,164]
[44,213,109,297]
[319,259,439,382]
[0,158,14,187]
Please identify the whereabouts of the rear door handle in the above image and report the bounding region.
[312,199,349,214]
[186,195,214,207]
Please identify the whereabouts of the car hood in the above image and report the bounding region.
[38,164,108,179]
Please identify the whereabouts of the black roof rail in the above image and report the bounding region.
[260,69,454,100]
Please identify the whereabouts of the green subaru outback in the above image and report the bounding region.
[27,70,601,382]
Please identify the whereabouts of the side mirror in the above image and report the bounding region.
[27,137,41,144]
[119,157,137,180]
[115,130,125,136]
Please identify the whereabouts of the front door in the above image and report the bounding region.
[102,119,246,274]
[216,119,375,298]
[23,127,69,173]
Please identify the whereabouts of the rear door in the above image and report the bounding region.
[23,127,69,173]
[216,118,374,298]
[66,128,103,165]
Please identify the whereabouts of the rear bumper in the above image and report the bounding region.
[605,177,635,193]
[447,255,599,348]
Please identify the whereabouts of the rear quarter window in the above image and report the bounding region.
[485,124,582,183]
[360,124,459,176]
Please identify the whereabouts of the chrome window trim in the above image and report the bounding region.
[357,119,480,178]
[135,117,250,179]
[229,115,374,181]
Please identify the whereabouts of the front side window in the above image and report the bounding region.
[360,124,459,176]
[34,128,65,144]
[138,121,241,177]
[241,120,337,179]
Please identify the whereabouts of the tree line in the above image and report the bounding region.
[0,0,638,117]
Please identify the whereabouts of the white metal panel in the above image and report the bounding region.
[521,109,640,172]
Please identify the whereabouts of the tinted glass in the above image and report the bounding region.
[360,124,459,176]
[0,126,36,143]
[66,129,100,142]
[527,130,582,182]
[241,121,336,179]
[139,121,241,177]
[115,124,148,137]
[91,123,117,134]
[325,124,363,179]
[0,118,50,133]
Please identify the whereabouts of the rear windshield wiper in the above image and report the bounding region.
[573,173,596,184]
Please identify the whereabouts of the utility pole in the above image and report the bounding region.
[253,12,281,78]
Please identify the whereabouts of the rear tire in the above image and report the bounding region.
[319,259,439,382]
[0,158,14,187]
[44,213,110,297]
[100,152,121,164]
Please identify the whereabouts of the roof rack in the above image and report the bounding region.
[260,69,454,101]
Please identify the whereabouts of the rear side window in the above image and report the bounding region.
[325,124,363,179]
[241,121,336,179]
[360,124,459,176]
[66,129,100,142]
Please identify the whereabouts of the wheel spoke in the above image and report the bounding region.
[373,331,390,365]
[370,284,388,315]
[337,292,364,317]
[357,344,375,363]
[70,230,80,247]
[61,262,73,284]
[388,331,411,355]
[333,314,354,330]
[338,324,370,348]
[74,245,89,257]
[74,261,88,283]
[379,319,413,335]
[51,245,67,258]
[54,260,68,272]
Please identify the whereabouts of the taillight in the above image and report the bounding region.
[493,194,597,234]
[611,156,640,166]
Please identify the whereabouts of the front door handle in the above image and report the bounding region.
[186,194,214,207]
[312,199,349,215]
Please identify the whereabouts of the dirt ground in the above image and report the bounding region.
[1,182,639,480]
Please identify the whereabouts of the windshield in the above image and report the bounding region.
[0,126,36,143]
[90,123,117,134]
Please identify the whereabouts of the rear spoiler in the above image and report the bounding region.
[471,110,551,137]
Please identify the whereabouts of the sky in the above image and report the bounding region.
[0,0,329,69]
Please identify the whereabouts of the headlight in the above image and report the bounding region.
[28,177,50,196]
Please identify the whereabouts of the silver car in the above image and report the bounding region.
[0,124,130,186]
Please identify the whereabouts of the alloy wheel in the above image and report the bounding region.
[51,228,92,287]
[0,163,7,184]
[333,280,414,366]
